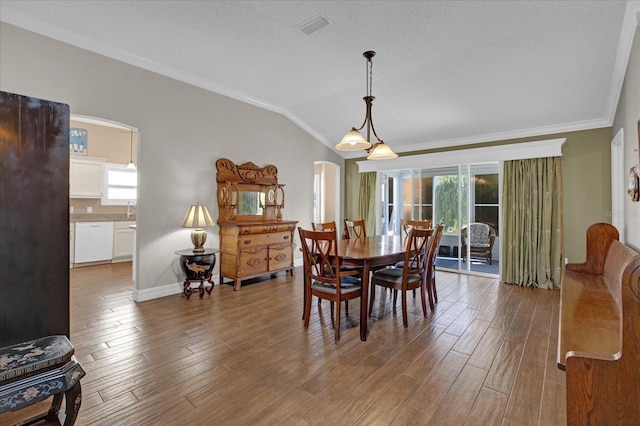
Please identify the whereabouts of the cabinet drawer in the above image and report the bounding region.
[268,244,292,271]
[238,247,269,276]
[238,232,291,247]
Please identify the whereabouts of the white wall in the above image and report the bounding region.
[613,23,640,251]
[0,23,344,299]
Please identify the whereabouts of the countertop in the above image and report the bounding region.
[70,213,136,223]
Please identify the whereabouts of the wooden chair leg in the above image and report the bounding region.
[303,290,312,329]
[392,290,398,312]
[432,274,438,303]
[334,299,341,342]
[401,289,409,327]
[302,277,309,320]
[329,301,335,328]
[427,278,435,310]
[420,284,428,318]
[345,300,349,317]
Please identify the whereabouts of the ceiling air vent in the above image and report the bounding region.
[297,14,329,35]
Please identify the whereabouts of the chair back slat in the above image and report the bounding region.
[312,221,337,232]
[344,219,367,239]
[401,219,433,237]
[299,228,341,287]
[401,228,435,283]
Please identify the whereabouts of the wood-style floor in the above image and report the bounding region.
[1,262,566,425]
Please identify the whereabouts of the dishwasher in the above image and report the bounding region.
[74,222,114,264]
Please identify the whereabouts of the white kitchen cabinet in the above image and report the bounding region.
[74,221,114,264]
[113,221,135,261]
[70,156,105,198]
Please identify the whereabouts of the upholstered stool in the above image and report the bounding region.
[0,335,85,425]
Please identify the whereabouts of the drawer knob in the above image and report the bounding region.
[283,236,289,240]
[243,240,252,245]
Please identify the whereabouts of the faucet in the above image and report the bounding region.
[126,200,137,218]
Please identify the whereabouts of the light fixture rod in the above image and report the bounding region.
[353,51,383,147]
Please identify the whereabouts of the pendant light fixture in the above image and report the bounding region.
[335,51,397,160]
[126,129,136,170]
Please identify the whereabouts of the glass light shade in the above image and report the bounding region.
[335,129,372,151]
[366,142,398,160]
[126,161,136,170]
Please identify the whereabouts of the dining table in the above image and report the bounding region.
[337,234,407,341]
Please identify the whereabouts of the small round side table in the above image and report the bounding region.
[175,248,219,299]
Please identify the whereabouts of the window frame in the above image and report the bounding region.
[101,162,137,206]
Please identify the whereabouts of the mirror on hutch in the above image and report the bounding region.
[216,158,297,290]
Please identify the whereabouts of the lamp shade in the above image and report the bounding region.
[367,142,398,160]
[181,204,214,228]
[335,129,372,151]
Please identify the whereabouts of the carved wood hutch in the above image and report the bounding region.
[216,158,298,290]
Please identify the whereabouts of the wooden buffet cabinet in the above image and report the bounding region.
[216,158,297,290]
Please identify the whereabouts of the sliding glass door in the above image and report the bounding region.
[380,162,500,277]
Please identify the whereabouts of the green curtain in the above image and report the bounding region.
[502,157,563,289]
[358,172,377,235]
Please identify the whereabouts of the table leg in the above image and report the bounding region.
[205,278,214,295]
[183,280,192,299]
[360,261,371,341]
[62,381,82,426]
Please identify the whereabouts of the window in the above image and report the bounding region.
[102,163,137,206]
[473,173,499,233]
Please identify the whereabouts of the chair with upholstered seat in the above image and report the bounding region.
[392,220,433,301]
[310,221,360,309]
[368,228,437,327]
[461,222,496,265]
[298,227,362,342]
[344,219,367,239]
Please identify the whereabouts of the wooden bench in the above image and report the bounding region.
[0,335,85,425]
[558,223,640,425]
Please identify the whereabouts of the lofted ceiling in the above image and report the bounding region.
[1,1,638,158]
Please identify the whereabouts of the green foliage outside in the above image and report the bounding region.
[434,175,467,234]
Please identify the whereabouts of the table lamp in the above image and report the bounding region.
[181,204,215,252]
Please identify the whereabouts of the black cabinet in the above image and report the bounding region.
[0,91,70,347]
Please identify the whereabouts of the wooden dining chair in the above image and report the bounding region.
[344,219,367,239]
[368,228,436,327]
[298,227,363,342]
[312,221,337,232]
[310,221,358,308]
[400,219,433,237]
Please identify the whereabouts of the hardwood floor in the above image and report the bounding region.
[1,263,566,425]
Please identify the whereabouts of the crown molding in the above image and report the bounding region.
[341,117,609,160]
[604,1,640,123]
[356,138,566,173]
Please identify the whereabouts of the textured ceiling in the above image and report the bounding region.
[1,1,637,157]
